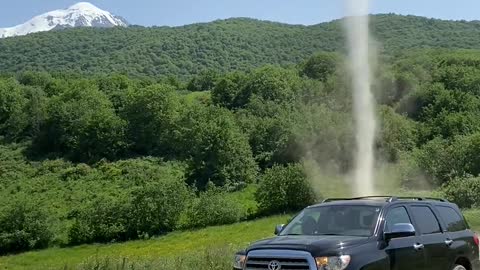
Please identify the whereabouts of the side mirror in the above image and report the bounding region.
[274,224,285,235]
[384,223,415,241]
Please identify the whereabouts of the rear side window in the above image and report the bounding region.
[385,207,411,231]
[411,206,441,235]
[435,206,467,232]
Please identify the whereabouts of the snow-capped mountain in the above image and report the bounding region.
[0,2,128,38]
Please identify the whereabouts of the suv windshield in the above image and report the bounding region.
[280,205,381,237]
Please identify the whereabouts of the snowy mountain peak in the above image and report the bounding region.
[0,2,128,38]
[68,2,101,11]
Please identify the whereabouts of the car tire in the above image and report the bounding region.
[452,265,467,270]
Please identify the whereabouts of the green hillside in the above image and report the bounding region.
[2,14,480,78]
[2,12,480,266]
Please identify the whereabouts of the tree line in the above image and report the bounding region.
[2,15,480,78]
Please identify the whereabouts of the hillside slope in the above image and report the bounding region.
[1,14,480,78]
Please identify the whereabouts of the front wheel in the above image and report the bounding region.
[452,265,467,270]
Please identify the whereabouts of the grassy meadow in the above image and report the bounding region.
[0,216,288,270]
[0,209,478,270]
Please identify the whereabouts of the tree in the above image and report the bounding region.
[34,80,127,162]
[0,79,28,140]
[187,70,220,92]
[211,72,246,109]
[122,84,182,156]
[177,104,257,189]
[96,74,133,111]
[300,52,341,81]
[23,86,48,138]
[234,66,300,107]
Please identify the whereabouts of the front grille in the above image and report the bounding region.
[245,257,310,270]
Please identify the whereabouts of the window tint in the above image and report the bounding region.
[436,206,467,232]
[411,206,441,234]
[385,207,411,231]
[280,205,380,237]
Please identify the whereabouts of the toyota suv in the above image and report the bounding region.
[233,196,480,270]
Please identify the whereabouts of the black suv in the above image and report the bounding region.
[234,196,480,270]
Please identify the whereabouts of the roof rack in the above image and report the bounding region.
[393,196,448,202]
[322,196,448,203]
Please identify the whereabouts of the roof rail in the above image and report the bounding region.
[322,196,448,203]
[392,197,448,202]
[322,196,395,203]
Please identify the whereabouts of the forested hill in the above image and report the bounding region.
[1,14,480,78]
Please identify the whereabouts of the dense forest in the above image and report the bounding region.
[2,14,480,78]
[2,15,480,255]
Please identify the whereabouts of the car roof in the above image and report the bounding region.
[307,196,455,209]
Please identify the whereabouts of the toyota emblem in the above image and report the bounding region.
[268,260,282,270]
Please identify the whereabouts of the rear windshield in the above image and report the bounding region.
[280,205,381,237]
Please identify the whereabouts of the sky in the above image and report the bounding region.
[0,0,479,28]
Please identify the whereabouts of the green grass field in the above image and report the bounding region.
[0,215,289,270]
[1,209,479,270]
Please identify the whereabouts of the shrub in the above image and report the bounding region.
[413,137,453,185]
[256,163,316,215]
[180,186,244,229]
[0,196,52,254]
[68,193,131,245]
[415,133,480,185]
[67,160,191,244]
[127,178,192,237]
[378,106,418,162]
[442,177,480,209]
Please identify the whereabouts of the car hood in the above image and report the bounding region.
[247,235,370,256]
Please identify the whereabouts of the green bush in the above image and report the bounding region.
[442,177,480,209]
[256,163,316,215]
[180,186,244,229]
[0,196,52,254]
[68,160,191,244]
[378,106,418,161]
[68,193,131,245]
[128,178,192,237]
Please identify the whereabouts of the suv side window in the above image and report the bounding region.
[435,206,467,232]
[385,206,411,232]
[410,206,441,234]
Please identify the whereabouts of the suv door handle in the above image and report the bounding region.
[445,239,454,246]
[413,243,425,251]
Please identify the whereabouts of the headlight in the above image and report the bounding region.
[233,254,246,269]
[315,255,351,270]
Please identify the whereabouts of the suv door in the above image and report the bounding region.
[435,205,472,269]
[383,206,425,270]
[409,205,450,270]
